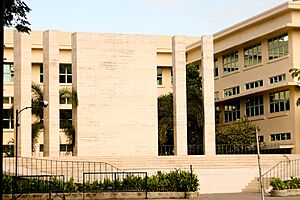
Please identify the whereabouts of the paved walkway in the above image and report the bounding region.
[198,192,300,200]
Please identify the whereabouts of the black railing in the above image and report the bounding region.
[216,143,292,155]
[158,145,174,156]
[3,157,123,183]
[188,145,203,155]
[261,159,300,191]
[83,172,148,193]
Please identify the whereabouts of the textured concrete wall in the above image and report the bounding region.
[172,36,187,156]
[72,33,157,156]
[13,31,32,157]
[43,30,60,157]
[201,35,216,156]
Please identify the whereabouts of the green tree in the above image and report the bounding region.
[216,115,258,145]
[4,0,31,33]
[31,83,78,151]
[157,64,204,146]
[290,68,300,106]
[158,93,173,145]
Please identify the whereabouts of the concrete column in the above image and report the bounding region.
[13,31,32,157]
[201,35,216,156]
[172,36,187,156]
[43,30,60,157]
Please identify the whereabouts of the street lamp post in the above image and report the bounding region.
[13,101,48,198]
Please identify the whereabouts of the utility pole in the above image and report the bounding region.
[256,128,264,200]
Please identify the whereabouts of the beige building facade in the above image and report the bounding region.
[3,0,300,157]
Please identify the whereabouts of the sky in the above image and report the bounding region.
[27,0,288,36]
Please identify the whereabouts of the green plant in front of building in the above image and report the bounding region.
[216,115,258,146]
[3,169,199,194]
[271,177,300,190]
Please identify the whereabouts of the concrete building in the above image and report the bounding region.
[3,0,300,158]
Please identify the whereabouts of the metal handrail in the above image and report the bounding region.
[3,156,123,183]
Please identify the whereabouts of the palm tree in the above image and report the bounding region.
[31,83,79,152]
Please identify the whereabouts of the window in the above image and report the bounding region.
[3,96,14,104]
[40,144,44,152]
[269,74,286,84]
[59,64,72,83]
[245,80,263,90]
[258,136,264,143]
[4,63,14,83]
[60,144,73,152]
[224,101,240,122]
[3,109,14,129]
[214,91,220,101]
[214,58,218,77]
[270,133,291,141]
[215,112,220,124]
[268,33,288,60]
[60,96,72,104]
[59,109,72,128]
[244,43,262,67]
[224,86,240,97]
[157,67,163,85]
[246,95,264,117]
[223,51,238,74]
[40,64,43,83]
[170,68,173,85]
[270,90,290,113]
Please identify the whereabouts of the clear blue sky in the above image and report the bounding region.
[27,0,287,36]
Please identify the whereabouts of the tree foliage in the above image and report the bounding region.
[157,64,204,146]
[290,68,300,106]
[4,0,31,33]
[31,83,79,151]
[216,116,258,145]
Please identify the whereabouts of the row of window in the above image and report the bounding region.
[4,63,72,84]
[221,90,290,123]
[3,109,72,130]
[223,73,287,97]
[214,33,288,77]
[257,132,291,143]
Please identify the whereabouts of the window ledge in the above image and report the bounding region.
[267,112,289,119]
[267,55,290,64]
[248,115,265,122]
[157,85,165,88]
[243,63,263,71]
[59,83,72,86]
[214,76,220,80]
[221,70,240,78]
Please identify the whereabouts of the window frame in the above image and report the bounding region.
[59,64,72,84]
[268,33,288,60]
[246,95,264,117]
[269,90,290,113]
[157,67,163,85]
[224,101,240,123]
[223,51,239,74]
[244,43,262,67]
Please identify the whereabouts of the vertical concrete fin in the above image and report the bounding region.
[13,31,32,157]
[201,35,216,156]
[43,30,60,157]
[172,36,187,156]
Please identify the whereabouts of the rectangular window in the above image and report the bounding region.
[224,86,240,97]
[59,109,72,128]
[258,136,264,143]
[215,112,220,124]
[214,91,220,101]
[60,96,72,104]
[40,144,44,152]
[269,74,286,84]
[270,133,291,141]
[3,109,14,129]
[40,64,43,83]
[244,43,262,67]
[171,68,173,85]
[270,90,290,113]
[223,51,238,74]
[245,80,263,90]
[268,33,288,60]
[246,95,264,117]
[214,58,218,77]
[60,144,73,152]
[59,64,72,84]
[4,63,14,83]
[3,96,14,104]
[157,67,163,85]
[224,101,240,122]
